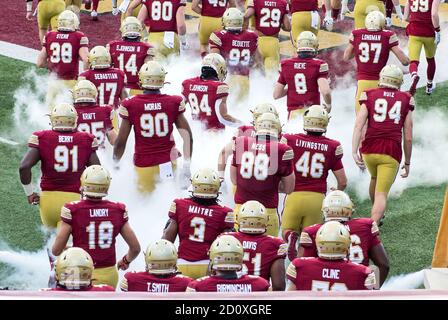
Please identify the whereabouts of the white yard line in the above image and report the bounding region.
[0,41,39,64]
[0,136,19,146]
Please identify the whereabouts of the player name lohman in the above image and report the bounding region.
[176,305,209,317]
[296,140,329,151]
[189,205,214,217]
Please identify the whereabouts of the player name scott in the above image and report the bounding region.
[296,140,329,151]
[264,1,277,6]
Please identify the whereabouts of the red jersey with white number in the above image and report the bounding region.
[248,0,289,36]
[122,271,192,292]
[300,218,382,266]
[290,0,318,12]
[181,77,229,130]
[75,103,114,147]
[108,39,153,90]
[28,130,98,193]
[142,0,187,32]
[287,257,375,290]
[168,198,234,261]
[79,68,126,108]
[359,88,414,163]
[201,0,229,17]
[278,57,329,112]
[43,31,89,80]
[119,93,185,167]
[224,232,287,281]
[350,29,399,81]
[209,30,258,76]
[281,133,343,193]
[61,199,128,268]
[407,0,435,37]
[45,284,115,291]
[232,136,294,208]
[187,274,270,292]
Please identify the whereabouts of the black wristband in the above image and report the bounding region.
[405,162,410,166]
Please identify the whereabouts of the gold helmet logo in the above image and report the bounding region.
[296,31,318,53]
[209,235,244,271]
[73,79,98,104]
[251,103,279,122]
[322,190,354,222]
[255,112,282,138]
[191,168,221,199]
[80,165,111,198]
[379,64,403,90]
[316,221,351,260]
[365,10,385,31]
[145,240,178,275]
[238,200,268,234]
[120,16,143,38]
[55,247,94,290]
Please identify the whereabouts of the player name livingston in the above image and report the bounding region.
[296,140,329,151]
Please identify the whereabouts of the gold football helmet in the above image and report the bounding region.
[255,112,282,138]
[202,53,227,82]
[73,79,98,104]
[209,235,244,271]
[365,10,385,31]
[379,64,403,90]
[57,10,80,32]
[80,165,111,198]
[88,46,111,69]
[303,105,329,133]
[316,221,351,260]
[138,61,167,90]
[222,8,244,32]
[322,190,354,222]
[120,16,143,38]
[50,103,78,131]
[238,200,268,234]
[55,247,94,289]
[145,240,178,275]
[251,103,279,122]
[296,31,319,53]
[191,168,221,199]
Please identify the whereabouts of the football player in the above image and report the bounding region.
[352,65,414,224]
[274,32,331,120]
[352,0,403,29]
[19,103,100,229]
[186,235,270,292]
[107,17,155,97]
[121,0,144,18]
[343,10,409,113]
[52,165,141,288]
[405,0,441,95]
[138,0,188,58]
[26,0,66,44]
[287,221,376,290]
[192,0,234,57]
[244,0,290,73]
[37,10,89,106]
[231,112,295,237]
[280,105,346,260]
[224,201,287,291]
[113,61,193,194]
[182,53,241,131]
[121,240,193,292]
[209,8,259,102]
[41,247,115,291]
[299,190,390,287]
[163,168,234,279]
[72,80,117,147]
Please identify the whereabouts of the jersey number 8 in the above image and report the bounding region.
[240,152,269,181]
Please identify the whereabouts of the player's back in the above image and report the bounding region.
[188,274,270,292]
[79,68,126,107]
[75,104,114,146]
[61,199,128,268]
[122,271,192,292]
[201,0,228,17]
[142,0,185,32]
[182,77,229,130]
[282,133,343,193]
[250,0,289,36]
[407,0,435,37]
[290,0,318,12]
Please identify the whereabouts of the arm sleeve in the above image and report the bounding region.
[277,62,287,85]
[118,102,130,120]
[286,261,297,282]
[318,62,329,79]
[332,143,344,171]
[168,200,178,222]
[209,32,222,50]
[279,147,294,176]
[389,32,399,48]
[60,205,73,225]
[28,133,40,148]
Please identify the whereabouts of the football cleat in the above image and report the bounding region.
[91,10,98,21]
[426,82,435,95]
[408,73,420,96]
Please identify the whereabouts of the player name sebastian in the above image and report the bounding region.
[94,73,119,80]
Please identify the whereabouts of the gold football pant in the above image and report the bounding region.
[227,74,250,102]
[177,259,209,279]
[39,191,80,228]
[362,153,399,193]
[92,265,119,289]
[353,0,385,29]
[234,204,280,237]
[38,0,66,30]
[356,79,379,113]
[199,16,222,45]
[408,36,437,61]
[282,191,325,233]
[258,36,280,73]
[129,88,144,96]
[134,162,176,194]
[291,11,319,47]
[147,31,180,59]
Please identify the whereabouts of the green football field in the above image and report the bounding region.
[0,54,446,286]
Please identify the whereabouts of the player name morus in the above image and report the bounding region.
[296,140,329,151]
[144,102,162,110]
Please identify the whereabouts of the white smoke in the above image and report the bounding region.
[381,270,425,290]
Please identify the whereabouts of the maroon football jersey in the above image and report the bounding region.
[121,271,192,292]
[79,68,126,108]
[209,30,258,76]
[28,130,98,193]
[142,0,187,32]
[47,284,115,291]
[75,104,114,147]
[168,198,234,261]
[187,274,270,292]
[119,93,185,167]
[281,133,343,193]
[359,88,414,163]
[232,136,294,208]
[181,77,229,130]
[248,0,289,36]
[278,57,329,112]
[232,125,256,141]
[61,199,128,268]
[108,39,153,90]
[300,218,382,266]
[224,232,287,280]
[290,0,318,12]
[287,257,375,290]
[350,29,399,81]
[201,0,229,17]
[43,31,89,80]
[407,0,436,37]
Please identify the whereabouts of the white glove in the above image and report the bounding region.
[323,13,334,32]
[179,160,191,189]
[179,35,189,50]
[385,17,392,27]
[341,0,350,19]
[435,31,441,45]
[394,5,404,21]
[112,7,120,15]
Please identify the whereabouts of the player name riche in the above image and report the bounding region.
[232,40,251,48]
[188,205,214,217]
[361,34,382,41]
[144,102,162,110]
[217,283,253,292]
[89,208,109,217]
[296,140,329,151]
[94,73,119,80]
[189,84,208,92]
[146,282,169,292]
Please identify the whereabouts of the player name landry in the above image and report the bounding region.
[115,45,141,52]
[216,283,253,292]
[188,205,214,217]
[146,282,169,292]
[144,103,162,111]
[361,34,382,41]
[94,73,119,80]
[232,40,252,48]
[296,140,329,151]
[322,268,341,280]
[89,208,109,217]
[189,84,208,92]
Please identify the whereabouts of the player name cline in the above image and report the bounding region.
[188,205,214,217]
[296,140,328,151]
[361,34,382,41]
[232,40,251,48]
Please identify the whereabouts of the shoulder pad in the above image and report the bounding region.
[209,32,222,47]
[319,63,329,73]
[335,144,343,156]
[282,149,294,161]
[217,84,229,95]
